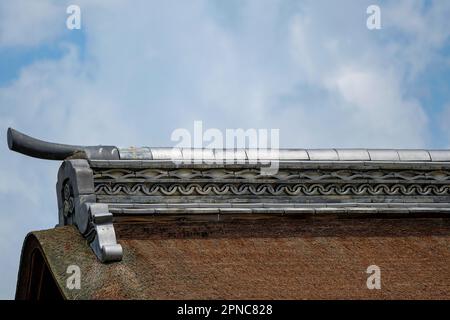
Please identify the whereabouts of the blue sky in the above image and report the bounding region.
[0,0,449,298]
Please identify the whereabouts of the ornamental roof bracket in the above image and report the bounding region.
[7,128,450,264]
[56,159,122,263]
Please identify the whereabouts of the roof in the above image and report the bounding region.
[9,128,450,299]
[16,217,450,300]
[7,127,450,162]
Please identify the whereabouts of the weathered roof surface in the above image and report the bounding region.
[17,217,450,300]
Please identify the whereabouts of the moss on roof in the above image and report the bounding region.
[16,218,450,299]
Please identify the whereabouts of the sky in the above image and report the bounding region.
[0,0,449,298]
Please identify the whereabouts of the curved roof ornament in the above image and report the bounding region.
[7,128,119,160]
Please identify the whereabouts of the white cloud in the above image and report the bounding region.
[0,0,63,47]
[383,0,450,77]
[0,0,449,298]
[324,67,428,146]
[440,104,450,147]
